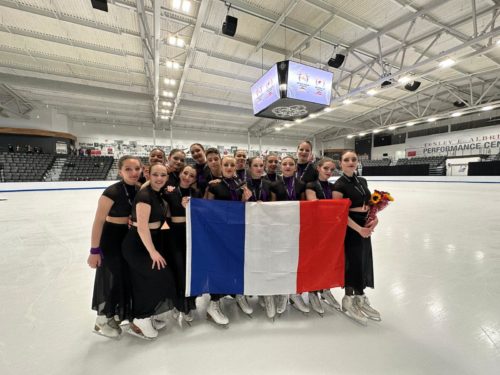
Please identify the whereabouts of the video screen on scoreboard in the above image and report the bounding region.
[251,64,281,115]
[286,61,333,106]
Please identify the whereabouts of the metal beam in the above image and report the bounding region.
[287,13,335,59]
[255,0,300,52]
[171,0,223,124]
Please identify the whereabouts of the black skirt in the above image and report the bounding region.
[122,227,176,319]
[344,212,374,291]
[91,222,132,321]
[166,222,197,313]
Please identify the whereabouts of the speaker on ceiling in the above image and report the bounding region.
[327,54,345,69]
[453,100,467,108]
[91,0,108,12]
[222,15,238,37]
[404,80,421,91]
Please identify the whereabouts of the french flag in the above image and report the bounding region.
[185,199,350,296]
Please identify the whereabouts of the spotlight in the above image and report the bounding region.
[343,99,352,105]
[373,129,382,133]
[366,89,377,96]
[397,76,412,84]
[439,58,455,68]
[347,135,354,139]
[381,79,392,87]
[404,81,421,91]
[451,112,462,117]
[222,15,238,37]
[388,126,397,130]
[406,122,415,127]
[427,117,437,122]
[453,100,467,108]
[327,54,345,69]
[482,105,494,111]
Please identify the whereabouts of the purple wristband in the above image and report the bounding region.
[90,247,102,255]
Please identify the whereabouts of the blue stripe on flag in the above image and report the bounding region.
[189,198,245,295]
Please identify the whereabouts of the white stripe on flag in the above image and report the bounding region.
[244,201,300,295]
[185,199,192,297]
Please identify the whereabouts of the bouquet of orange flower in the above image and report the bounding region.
[366,190,394,224]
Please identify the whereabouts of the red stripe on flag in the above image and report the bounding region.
[296,199,350,293]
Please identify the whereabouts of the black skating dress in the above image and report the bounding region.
[121,185,176,319]
[162,185,201,314]
[92,181,136,320]
[296,162,318,184]
[271,176,305,201]
[332,175,374,292]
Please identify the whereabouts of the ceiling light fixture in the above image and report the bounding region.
[397,76,412,84]
[406,122,415,126]
[388,126,397,130]
[427,117,437,122]
[367,89,377,96]
[451,112,462,117]
[347,135,354,139]
[343,99,352,105]
[482,105,494,111]
[439,58,456,68]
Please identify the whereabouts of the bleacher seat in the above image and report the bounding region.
[59,156,113,181]
[0,152,55,182]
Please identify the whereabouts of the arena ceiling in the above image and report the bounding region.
[0,0,499,143]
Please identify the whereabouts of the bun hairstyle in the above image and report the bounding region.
[169,148,186,157]
[248,156,263,167]
[118,155,141,169]
[317,157,335,168]
[297,140,313,150]
[149,147,166,159]
[280,155,296,165]
[149,161,168,173]
[340,150,357,159]
[189,143,205,152]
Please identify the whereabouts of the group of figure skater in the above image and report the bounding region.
[88,140,380,340]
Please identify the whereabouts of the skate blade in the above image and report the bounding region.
[206,314,229,328]
[290,302,310,314]
[321,298,342,311]
[340,310,368,326]
[92,328,121,340]
[126,324,157,340]
[365,315,382,322]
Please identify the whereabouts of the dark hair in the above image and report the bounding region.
[190,143,205,152]
[149,147,165,159]
[169,148,185,157]
[297,140,313,150]
[340,150,357,160]
[248,156,264,167]
[205,147,220,158]
[118,155,141,169]
[265,153,278,162]
[234,149,247,157]
[317,157,335,168]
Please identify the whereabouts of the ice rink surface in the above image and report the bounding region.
[1,181,499,375]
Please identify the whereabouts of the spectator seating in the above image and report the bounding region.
[0,152,55,182]
[59,156,113,181]
[361,159,391,167]
[396,156,446,167]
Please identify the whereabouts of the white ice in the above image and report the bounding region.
[0,181,499,375]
